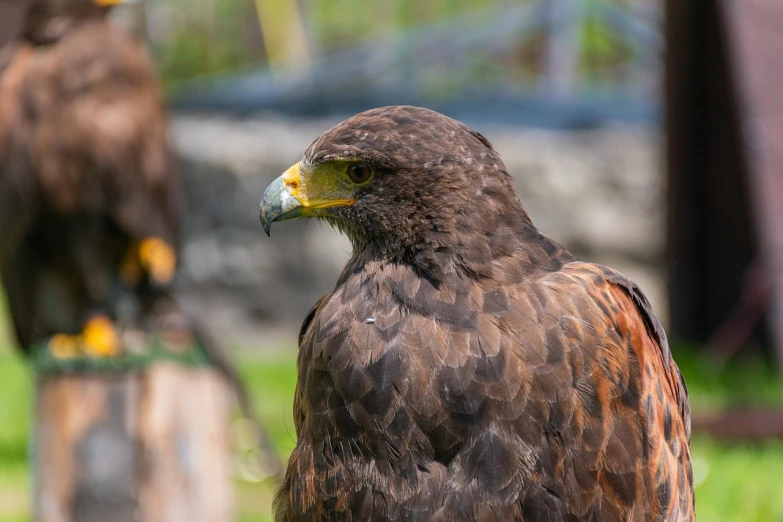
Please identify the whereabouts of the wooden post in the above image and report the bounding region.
[33,364,234,522]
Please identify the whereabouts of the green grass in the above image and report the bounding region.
[0,300,782,520]
[235,353,298,521]
[691,436,783,522]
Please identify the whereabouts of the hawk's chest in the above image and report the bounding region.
[298,269,534,440]
[307,271,490,369]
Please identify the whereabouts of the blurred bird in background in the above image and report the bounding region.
[0,0,179,358]
[0,0,282,478]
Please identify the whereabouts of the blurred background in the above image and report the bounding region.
[1,0,782,520]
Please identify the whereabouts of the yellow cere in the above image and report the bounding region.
[282,160,367,211]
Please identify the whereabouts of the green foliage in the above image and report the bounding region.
[153,0,266,86]
[692,436,783,522]
[0,312,29,522]
[152,0,651,92]
[672,343,783,411]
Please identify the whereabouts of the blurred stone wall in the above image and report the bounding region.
[172,114,664,349]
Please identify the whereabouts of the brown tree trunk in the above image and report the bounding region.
[33,364,234,522]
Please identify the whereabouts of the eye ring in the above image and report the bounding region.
[347,163,373,185]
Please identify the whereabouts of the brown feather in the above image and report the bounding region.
[271,106,694,521]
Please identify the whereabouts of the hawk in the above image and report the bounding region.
[0,1,179,357]
[0,1,285,477]
[260,106,694,521]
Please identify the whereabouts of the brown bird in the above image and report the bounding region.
[0,2,179,357]
[0,2,286,478]
[260,106,694,521]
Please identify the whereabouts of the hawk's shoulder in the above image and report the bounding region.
[548,261,690,439]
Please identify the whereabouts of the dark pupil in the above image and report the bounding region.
[349,164,371,183]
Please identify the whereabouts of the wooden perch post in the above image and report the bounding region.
[33,363,234,522]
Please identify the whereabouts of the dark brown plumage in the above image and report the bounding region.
[260,106,694,521]
[22,0,114,46]
[0,14,179,355]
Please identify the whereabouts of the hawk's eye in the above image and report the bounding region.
[347,163,373,184]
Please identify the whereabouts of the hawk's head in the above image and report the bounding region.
[259,106,533,281]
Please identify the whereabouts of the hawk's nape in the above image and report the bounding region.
[259,106,694,521]
[0,12,179,357]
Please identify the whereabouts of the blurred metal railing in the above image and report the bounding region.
[169,0,662,128]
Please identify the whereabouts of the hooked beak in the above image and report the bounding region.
[259,162,355,236]
[259,164,304,237]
